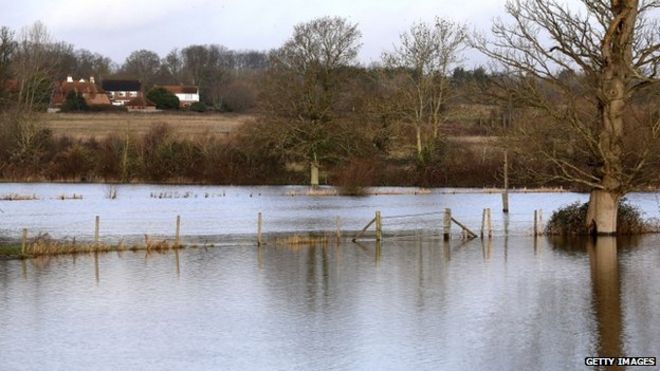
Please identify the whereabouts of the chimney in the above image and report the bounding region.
[90,76,95,84]
[66,76,73,83]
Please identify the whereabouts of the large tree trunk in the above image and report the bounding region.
[310,162,319,190]
[415,125,423,160]
[586,190,619,235]
[589,0,638,235]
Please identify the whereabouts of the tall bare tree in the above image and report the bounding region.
[121,49,161,89]
[12,21,55,112]
[0,26,16,107]
[474,0,659,234]
[262,16,362,186]
[383,17,467,161]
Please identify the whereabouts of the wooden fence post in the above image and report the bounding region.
[534,210,538,237]
[502,150,510,213]
[481,209,487,239]
[21,228,28,255]
[95,216,100,244]
[443,208,452,241]
[257,212,263,246]
[375,211,382,242]
[487,208,493,238]
[335,216,341,239]
[175,215,181,247]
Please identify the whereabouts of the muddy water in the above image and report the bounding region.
[0,236,658,370]
[1,183,659,243]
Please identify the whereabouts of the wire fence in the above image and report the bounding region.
[7,207,549,258]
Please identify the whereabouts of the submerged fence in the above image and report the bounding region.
[12,206,549,256]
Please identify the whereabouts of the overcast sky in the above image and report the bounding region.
[1,0,574,66]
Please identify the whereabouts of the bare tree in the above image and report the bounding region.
[12,21,55,112]
[162,49,184,83]
[383,17,467,161]
[262,16,362,186]
[474,0,659,234]
[0,26,16,107]
[121,49,161,89]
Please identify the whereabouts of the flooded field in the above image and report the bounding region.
[1,235,658,370]
[1,183,659,244]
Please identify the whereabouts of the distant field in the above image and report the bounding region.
[38,112,255,139]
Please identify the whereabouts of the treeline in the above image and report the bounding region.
[0,15,657,189]
[0,22,268,112]
[0,120,505,187]
[0,21,494,113]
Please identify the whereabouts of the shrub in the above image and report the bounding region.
[60,91,88,112]
[189,102,207,113]
[334,158,379,196]
[545,198,650,235]
[146,88,179,110]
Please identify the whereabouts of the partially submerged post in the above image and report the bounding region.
[481,209,487,239]
[95,216,100,244]
[352,215,377,242]
[534,210,539,237]
[502,150,510,213]
[443,208,452,241]
[175,215,181,248]
[375,211,382,242]
[21,228,28,255]
[257,212,263,246]
[451,217,478,239]
[335,216,341,240]
[487,208,493,239]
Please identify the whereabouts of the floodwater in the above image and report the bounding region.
[1,184,659,370]
[0,236,659,370]
[0,183,658,243]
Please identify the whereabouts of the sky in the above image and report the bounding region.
[1,0,558,66]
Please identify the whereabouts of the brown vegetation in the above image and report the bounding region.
[39,112,253,140]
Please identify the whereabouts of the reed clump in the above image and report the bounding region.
[275,234,330,248]
[7,233,184,259]
[55,193,83,200]
[106,186,118,199]
[26,234,114,256]
[144,234,175,253]
[0,193,38,201]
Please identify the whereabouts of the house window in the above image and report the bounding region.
[118,92,126,97]
[129,91,138,97]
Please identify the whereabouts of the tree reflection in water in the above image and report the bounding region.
[587,237,622,361]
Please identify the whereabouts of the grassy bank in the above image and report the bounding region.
[0,244,22,259]
[0,237,184,260]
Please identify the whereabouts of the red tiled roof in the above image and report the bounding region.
[51,78,111,106]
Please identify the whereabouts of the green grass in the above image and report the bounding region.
[0,244,23,258]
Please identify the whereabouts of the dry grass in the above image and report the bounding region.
[274,234,331,248]
[0,193,38,201]
[7,233,182,258]
[38,112,254,140]
[54,193,83,200]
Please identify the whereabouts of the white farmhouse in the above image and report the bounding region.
[159,85,200,108]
